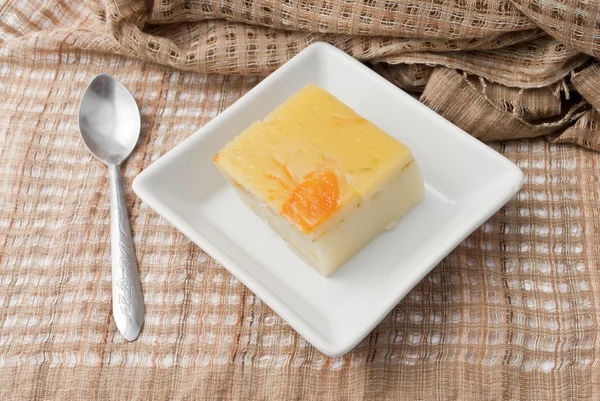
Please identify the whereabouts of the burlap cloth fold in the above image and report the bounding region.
[1,0,600,399]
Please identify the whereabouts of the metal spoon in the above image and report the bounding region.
[78,74,144,341]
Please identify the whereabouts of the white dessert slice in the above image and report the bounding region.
[214,84,424,276]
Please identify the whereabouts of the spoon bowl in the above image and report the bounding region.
[79,74,140,165]
[78,74,144,341]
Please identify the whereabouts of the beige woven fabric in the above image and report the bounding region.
[4,0,600,148]
[2,0,600,400]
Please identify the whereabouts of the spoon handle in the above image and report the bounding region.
[109,164,144,341]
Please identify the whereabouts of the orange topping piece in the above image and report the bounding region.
[281,171,340,233]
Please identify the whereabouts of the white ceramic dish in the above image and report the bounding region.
[132,42,524,357]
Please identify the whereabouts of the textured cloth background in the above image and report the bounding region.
[1,0,600,400]
[3,0,600,149]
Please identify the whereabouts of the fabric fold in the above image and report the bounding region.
[3,0,600,150]
[420,67,589,142]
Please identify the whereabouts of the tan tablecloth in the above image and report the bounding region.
[1,0,600,399]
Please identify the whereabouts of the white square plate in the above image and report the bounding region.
[132,43,524,357]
